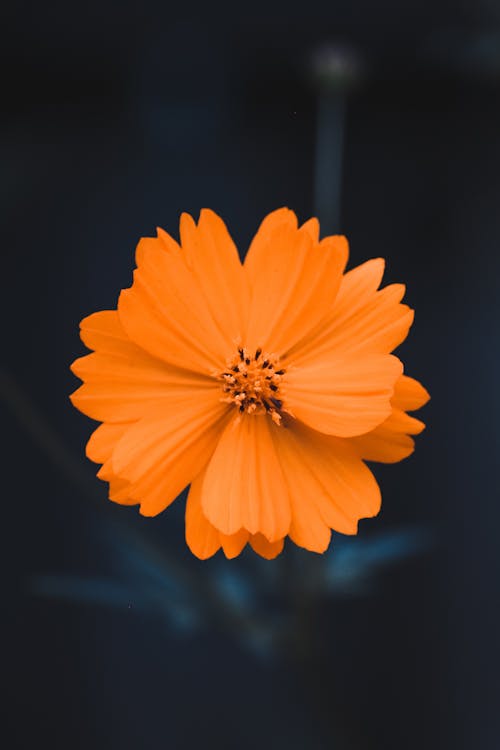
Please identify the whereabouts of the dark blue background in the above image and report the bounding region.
[2,2,499,748]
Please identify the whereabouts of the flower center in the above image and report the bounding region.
[217,347,286,425]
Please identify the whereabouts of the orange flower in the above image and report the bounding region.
[70,209,429,560]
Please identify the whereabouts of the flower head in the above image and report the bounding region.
[70,209,429,559]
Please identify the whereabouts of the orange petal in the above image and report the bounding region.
[108,477,135,504]
[71,356,214,424]
[185,471,221,560]
[78,309,128,353]
[220,529,250,559]
[86,422,130,463]
[300,217,320,242]
[350,425,414,463]
[111,393,229,517]
[385,408,426,435]
[391,375,430,411]
[156,226,183,255]
[291,275,413,367]
[245,210,305,350]
[271,423,381,552]
[285,353,403,437]
[249,534,284,559]
[288,258,385,360]
[334,257,386,315]
[244,208,297,282]
[289,511,331,553]
[97,461,136,505]
[118,234,231,373]
[244,211,348,354]
[350,406,425,464]
[186,470,251,559]
[274,235,348,356]
[179,210,250,343]
[201,414,291,540]
[71,312,214,423]
[349,373,429,463]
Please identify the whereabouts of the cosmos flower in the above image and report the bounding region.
[70,209,429,560]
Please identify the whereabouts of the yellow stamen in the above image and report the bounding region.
[216,347,286,424]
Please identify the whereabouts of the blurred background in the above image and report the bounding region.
[2,1,500,748]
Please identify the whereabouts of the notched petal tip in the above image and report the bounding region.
[69,358,83,379]
[358,256,385,284]
[78,309,115,331]
[391,282,407,302]
[406,308,415,327]
[156,226,181,253]
[249,534,285,559]
[389,353,405,379]
[68,387,80,407]
[179,211,196,236]
[68,385,99,420]
[135,236,163,267]
[300,217,320,242]
[290,527,332,554]
[320,234,350,271]
[411,382,431,409]
[198,207,223,223]
[267,206,292,220]
[247,207,297,245]
[190,548,218,561]
[138,502,162,518]
[187,539,220,561]
[393,375,431,411]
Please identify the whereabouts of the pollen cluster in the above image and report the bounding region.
[217,347,286,425]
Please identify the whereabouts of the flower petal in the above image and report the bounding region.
[332,257,386,316]
[220,529,250,559]
[244,210,348,354]
[78,309,128,353]
[186,474,284,560]
[179,210,250,343]
[349,374,428,463]
[249,534,284,560]
[349,417,416,463]
[185,472,221,560]
[286,258,384,364]
[300,217,320,242]
[111,392,229,516]
[201,414,291,540]
[351,407,426,465]
[97,461,136,505]
[71,311,213,423]
[273,235,348,356]
[118,234,231,373]
[391,375,430,411]
[86,422,130,463]
[244,208,297,280]
[186,470,252,559]
[271,422,381,552]
[285,353,403,437]
[291,271,413,364]
[108,476,135,504]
